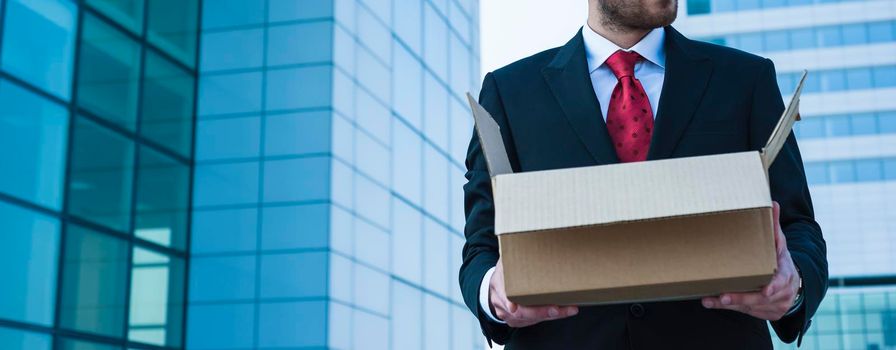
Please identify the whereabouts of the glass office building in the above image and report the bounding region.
[0,0,483,349]
[678,1,896,349]
[190,0,482,349]
[0,0,199,349]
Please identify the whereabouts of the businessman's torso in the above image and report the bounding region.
[489,27,776,350]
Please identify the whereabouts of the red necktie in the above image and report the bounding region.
[605,50,653,162]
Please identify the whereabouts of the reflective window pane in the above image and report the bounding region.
[884,159,896,180]
[134,147,189,249]
[764,30,789,51]
[739,32,763,52]
[789,27,815,50]
[880,111,896,133]
[141,51,195,156]
[1,0,77,100]
[147,0,199,66]
[687,0,711,14]
[851,113,877,135]
[846,67,873,90]
[59,225,129,337]
[829,161,856,183]
[817,26,842,47]
[0,327,51,350]
[86,0,145,34]
[128,247,185,347]
[0,202,60,325]
[868,21,895,43]
[711,0,736,12]
[827,116,851,137]
[841,22,868,46]
[58,338,121,350]
[797,117,824,139]
[873,66,896,87]
[855,159,882,182]
[762,0,786,9]
[67,116,135,232]
[804,162,829,185]
[739,0,760,10]
[0,80,69,209]
[820,69,846,91]
[77,14,142,130]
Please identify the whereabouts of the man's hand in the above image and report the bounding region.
[489,258,579,327]
[701,201,801,321]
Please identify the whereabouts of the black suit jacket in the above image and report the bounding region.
[459,26,828,350]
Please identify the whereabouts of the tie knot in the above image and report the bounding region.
[606,50,642,79]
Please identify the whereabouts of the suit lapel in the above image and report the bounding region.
[542,30,620,165]
[647,27,714,160]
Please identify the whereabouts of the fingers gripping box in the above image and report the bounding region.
[466,71,807,306]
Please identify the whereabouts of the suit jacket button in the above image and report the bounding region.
[630,303,646,318]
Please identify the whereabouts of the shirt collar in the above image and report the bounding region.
[582,24,666,74]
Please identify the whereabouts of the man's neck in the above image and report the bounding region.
[586,16,650,49]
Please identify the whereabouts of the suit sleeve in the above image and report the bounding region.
[459,72,518,345]
[749,59,829,346]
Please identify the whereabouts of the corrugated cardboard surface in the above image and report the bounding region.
[493,151,772,235]
[501,207,777,305]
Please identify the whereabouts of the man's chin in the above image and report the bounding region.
[641,11,678,29]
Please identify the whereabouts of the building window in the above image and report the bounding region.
[0,327,51,350]
[0,202,60,326]
[67,116,136,232]
[803,157,896,185]
[58,338,122,350]
[140,51,195,157]
[700,20,896,54]
[795,111,896,140]
[687,0,864,15]
[0,0,78,100]
[146,0,199,67]
[0,80,69,209]
[59,224,130,337]
[134,146,190,249]
[76,13,143,130]
[127,246,185,347]
[0,0,198,349]
[86,0,145,34]
[687,0,711,15]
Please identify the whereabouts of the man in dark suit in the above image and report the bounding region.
[459,0,828,348]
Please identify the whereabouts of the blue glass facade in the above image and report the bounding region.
[680,1,896,349]
[189,0,481,349]
[686,0,867,15]
[0,0,199,349]
[2,0,482,348]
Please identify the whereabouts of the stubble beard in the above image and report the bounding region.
[598,0,678,32]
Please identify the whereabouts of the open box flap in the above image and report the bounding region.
[493,151,773,235]
[467,93,513,177]
[761,70,808,170]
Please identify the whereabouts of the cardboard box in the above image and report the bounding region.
[466,71,808,306]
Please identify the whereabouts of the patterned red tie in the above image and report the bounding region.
[605,50,654,162]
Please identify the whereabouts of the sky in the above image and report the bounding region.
[480,0,589,77]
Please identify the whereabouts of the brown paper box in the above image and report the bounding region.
[466,70,807,306]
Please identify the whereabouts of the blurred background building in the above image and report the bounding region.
[190,0,480,349]
[676,0,896,349]
[0,0,198,349]
[0,0,482,349]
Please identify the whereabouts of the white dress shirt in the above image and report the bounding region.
[478,24,668,324]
